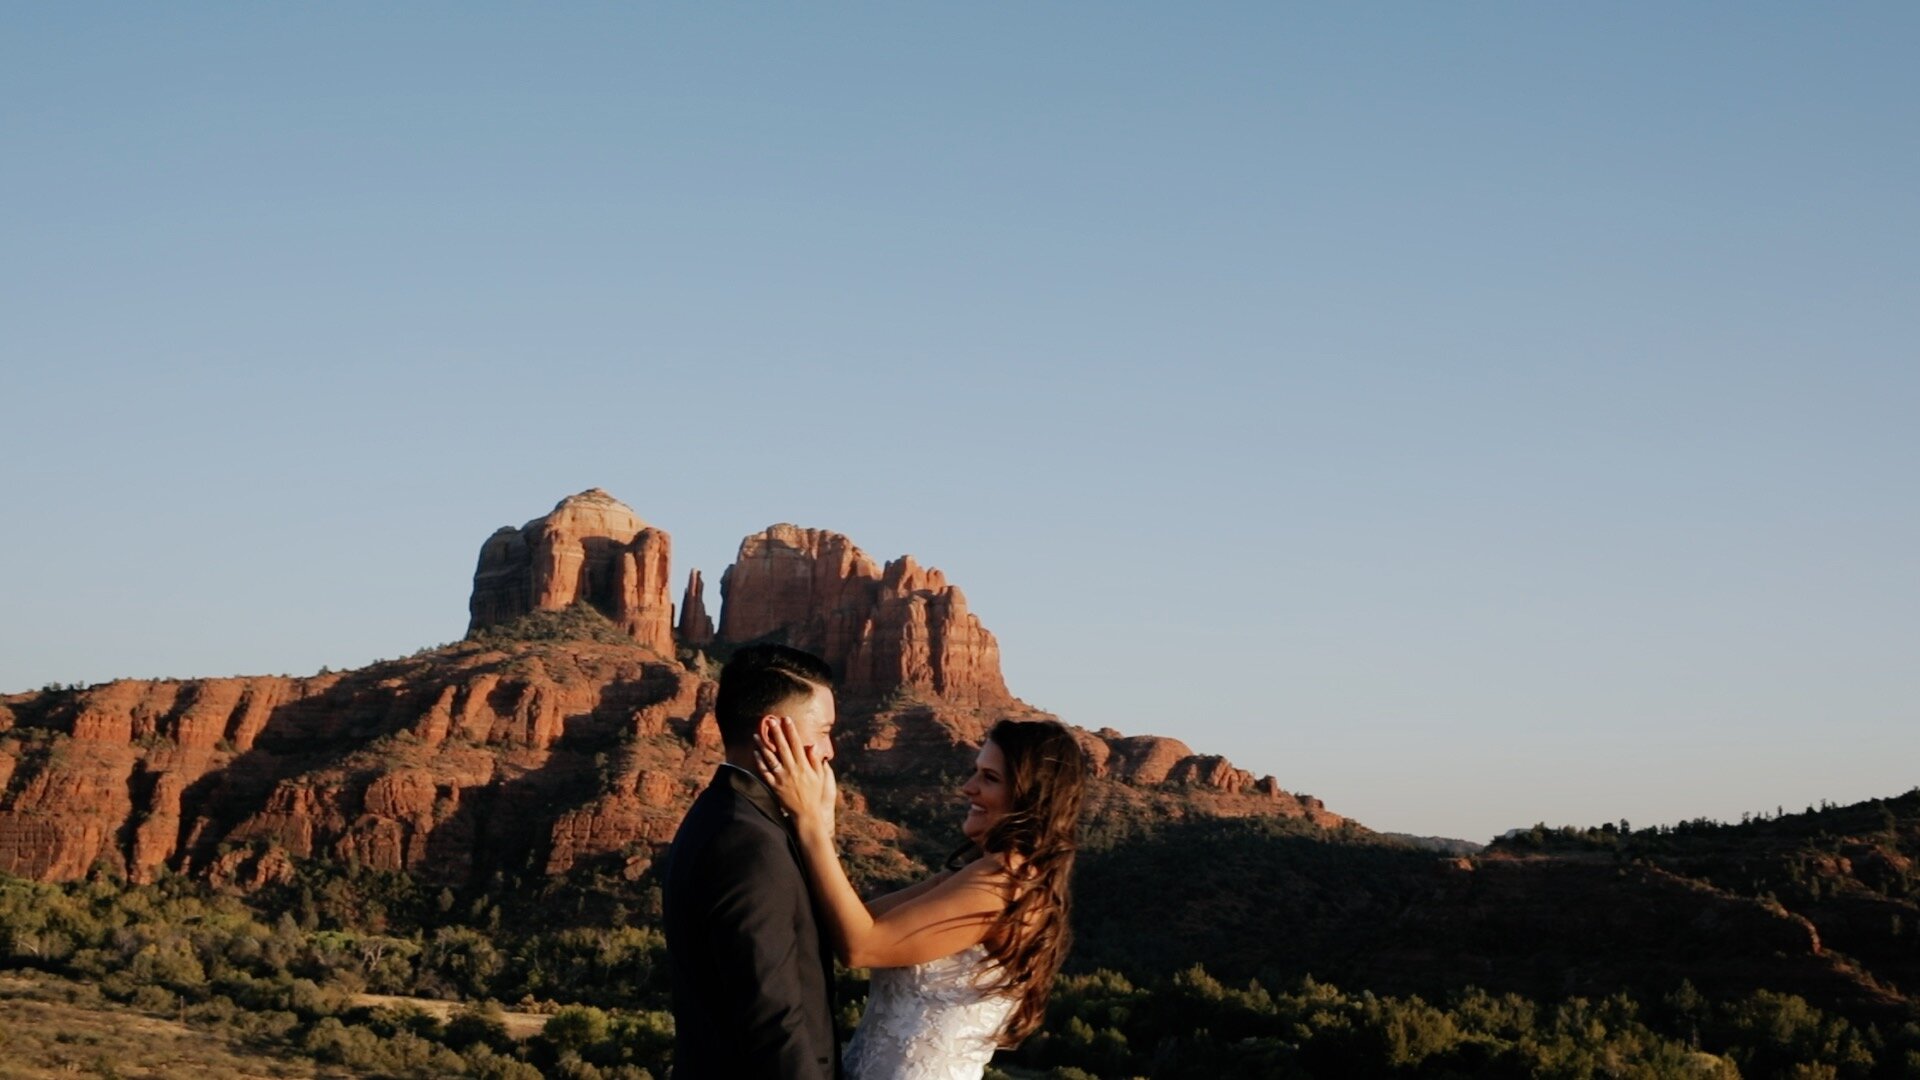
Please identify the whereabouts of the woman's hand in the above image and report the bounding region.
[755,716,837,839]
[752,716,1002,970]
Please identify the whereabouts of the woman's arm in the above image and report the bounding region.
[866,868,955,917]
[758,718,1006,969]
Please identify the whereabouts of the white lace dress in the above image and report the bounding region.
[843,945,1016,1080]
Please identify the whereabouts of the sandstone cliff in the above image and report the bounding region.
[0,646,710,884]
[716,525,1012,706]
[468,489,675,656]
[0,491,1341,887]
[0,642,1334,886]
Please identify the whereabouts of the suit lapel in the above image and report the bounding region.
[720,764,788,830]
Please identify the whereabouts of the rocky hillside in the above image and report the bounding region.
[1071,792,1920,1032]
[0,490,1342,888]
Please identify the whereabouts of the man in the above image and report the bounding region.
[664,643,840,1079]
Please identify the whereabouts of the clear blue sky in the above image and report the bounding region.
[3,5,1915,842]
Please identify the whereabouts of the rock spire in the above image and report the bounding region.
[677,569,714,646]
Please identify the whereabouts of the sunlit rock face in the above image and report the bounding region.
[468,489,675,656]
[716,524,1012,707]
[0,648,726,886]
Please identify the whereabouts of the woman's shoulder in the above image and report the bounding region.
[946,852,1016,899]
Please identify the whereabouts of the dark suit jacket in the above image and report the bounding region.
[664,764,839,1079]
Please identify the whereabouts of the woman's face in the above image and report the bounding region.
[960,739,1011,843]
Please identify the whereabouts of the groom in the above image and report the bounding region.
[663,642,841,1079]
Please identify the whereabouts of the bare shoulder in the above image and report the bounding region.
[945,853,1015,901]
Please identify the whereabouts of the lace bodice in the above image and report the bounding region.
[844,945,1016,1080]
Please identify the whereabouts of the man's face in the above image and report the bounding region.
[776,681,836,762]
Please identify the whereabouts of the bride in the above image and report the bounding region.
[755,715,1088,1079]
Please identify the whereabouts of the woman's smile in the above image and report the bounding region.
[960,739,1010,842]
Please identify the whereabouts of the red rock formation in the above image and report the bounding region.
[0,494,1351,888]
[717,525,1012,706]
[0,644,716,885]
[0,639,1340,886]
[1096,732,1197,785]
[677,569,715,647]
[1077,727,1343,826]
[468,490,675,655]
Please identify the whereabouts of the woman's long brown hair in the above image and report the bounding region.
[946,718,1088,1046]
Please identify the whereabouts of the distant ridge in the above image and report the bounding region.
[1381,831,1484,855]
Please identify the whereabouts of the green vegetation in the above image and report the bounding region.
[1001,966,1920,1078]
[8,855,1920,1077]
[0,970,341,1078]
[466,606,639,648]
[0,870,670,1078]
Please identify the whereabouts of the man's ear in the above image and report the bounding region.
[756,714,782,743]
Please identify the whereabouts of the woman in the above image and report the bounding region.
[755,716,1087,1080]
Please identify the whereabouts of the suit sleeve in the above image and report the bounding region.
[697,825,833,1080]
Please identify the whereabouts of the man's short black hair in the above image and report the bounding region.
[714,643,834,748]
